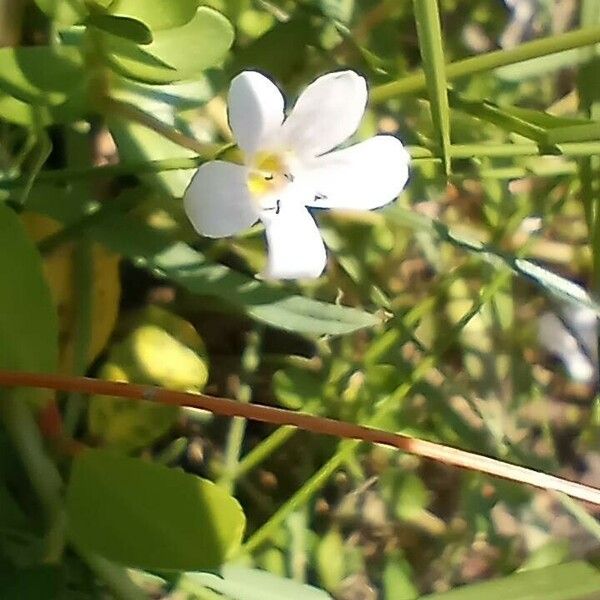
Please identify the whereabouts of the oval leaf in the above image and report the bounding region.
[101,7,234,84]
[0,203,57,373]
[108,0,200,31]
[88,14,153,45]
[0,46,84,106]
[67,449,246,571]
[187,566,333,600]
[34,0,88,26]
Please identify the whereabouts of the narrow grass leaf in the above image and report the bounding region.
[387,206,600,317]
[412,0,451,174]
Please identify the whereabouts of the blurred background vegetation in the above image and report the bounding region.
[1,0,600,598]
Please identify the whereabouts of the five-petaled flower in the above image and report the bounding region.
[184,70,410,279]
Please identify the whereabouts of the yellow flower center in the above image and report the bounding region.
[247,151,292,199]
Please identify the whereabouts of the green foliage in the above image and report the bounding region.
[421,562,600,600]
[186,565,333,599]
[106,0,200,31]
[1,0,600,598]
[67,449,245,570]
[0,203,57,373]
[88,306,208,452]
[100,7,234,84]
[0,46,83,106]
[413,0,451,174]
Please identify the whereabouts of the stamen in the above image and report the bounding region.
[246,152,294,203]
[314,192,327,202]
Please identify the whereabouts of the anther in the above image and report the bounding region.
[314,192,327,202]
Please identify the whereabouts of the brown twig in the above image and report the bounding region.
[2,369,600,505]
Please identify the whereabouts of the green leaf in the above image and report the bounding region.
[66,449,246,571]
[229,15,317,81]
[386,206,600,318]
[394,473,430,521]
[100,7,234,84]
[107,116,198,197]
[448,91,549,145]
[316,529,345,593]
[421,561,600,600]
[185,565,332,600]
[519,540,571,572]
[88,306,208,452]
[319,0,354,24]
[88,14,153,45]
[0,204,57,373]
[273,367,322,409]
[0,92,50,127]
[34,0,88,26]
[413,0,451,175]
[383,553,419,600]
[449,91,600,147]
[86,212,380,335]
[107,0,200,31]
[0,46,84,106]
[107,76,213,196]
[0,565,62,599]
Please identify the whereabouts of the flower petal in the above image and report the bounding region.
[228,71,285,156]
[280,70,367,158]
[261,199,327,280]
[300,135,410,210]
[184,160,258,238]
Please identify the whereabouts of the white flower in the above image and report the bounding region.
[184,70,410,279]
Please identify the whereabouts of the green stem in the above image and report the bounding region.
[234,399,322,479]
[1,394,65,562]
[241,439,357,554]
[0,142,597,194]
[78,550,148,600]
[371,26,600,102]
[64,238,93,435]
[220,328,263,494]
[0,142,595,202]
[554,492,600,542]
[102,97,216,156]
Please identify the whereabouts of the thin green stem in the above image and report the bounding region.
[220,328,263,494]
[554,492,600,542]
[103,97,216,156]
[78,550,148,600]
[234,400,322,479]
[1,394,65,562]
[0,141,597,195]
[241,438,356,554]
[371,26,600,102]
[64,238,93,435]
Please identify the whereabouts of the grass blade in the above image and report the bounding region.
[413,0,451,174]
[371,26,600,102]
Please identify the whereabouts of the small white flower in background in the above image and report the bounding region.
[183,70,410,279]
[538,304,598,384]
